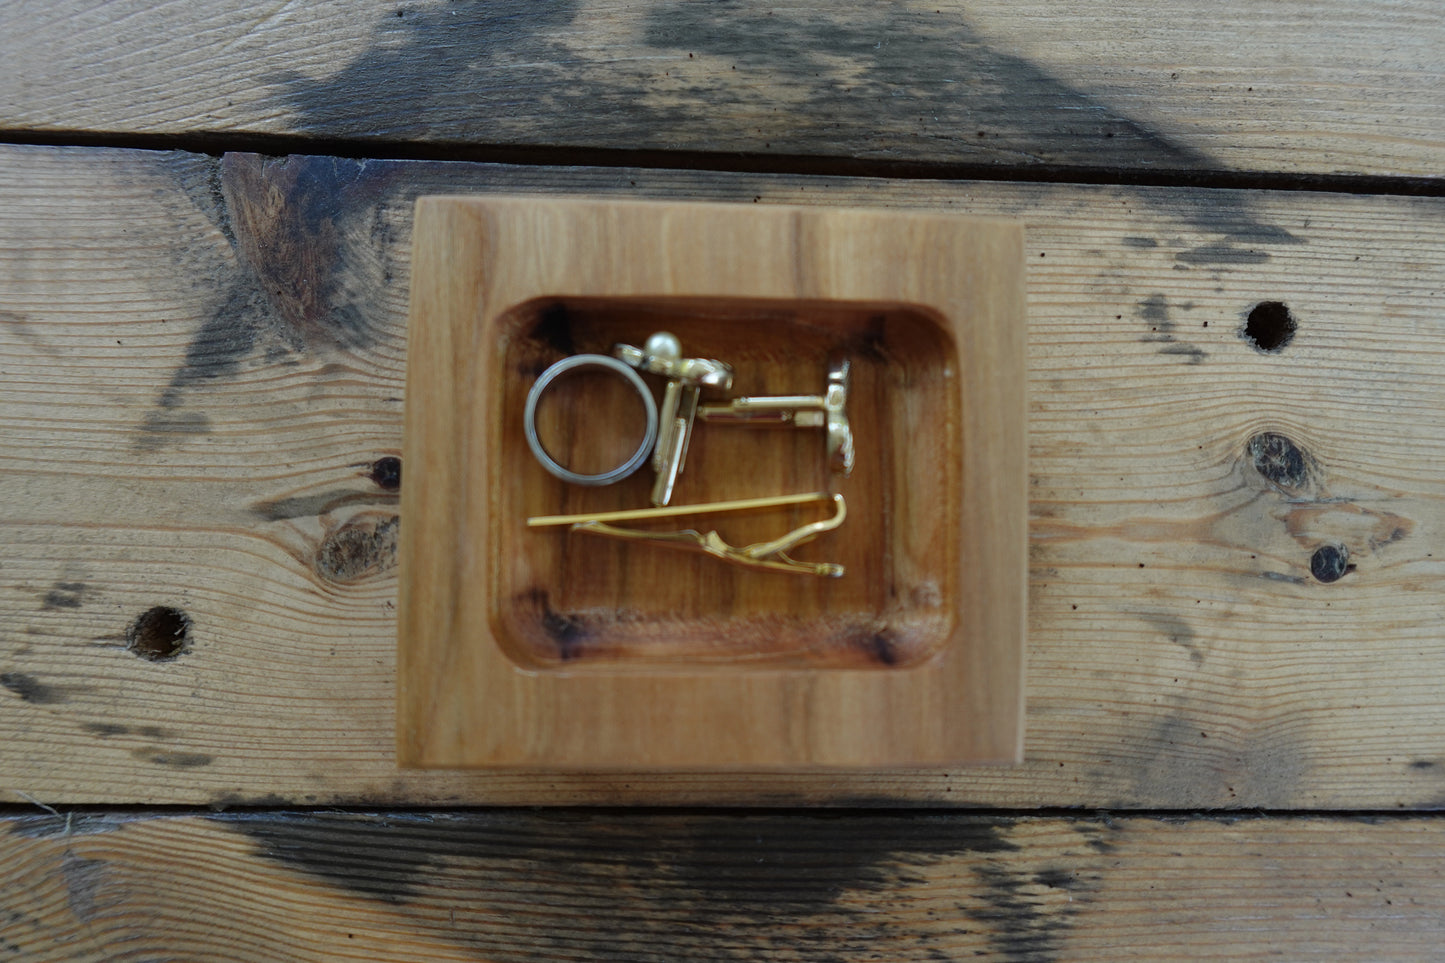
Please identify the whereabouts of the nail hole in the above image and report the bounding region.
[126,607,192,661]
[368,456,401,491]
[1310,545,1351,584]
[1243,301,1296,353]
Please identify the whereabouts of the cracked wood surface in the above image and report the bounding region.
[1,1,1442,178]
[2,145,1443,807]
[2,810,1444,961]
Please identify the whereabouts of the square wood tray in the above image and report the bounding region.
[398,196,1026,769]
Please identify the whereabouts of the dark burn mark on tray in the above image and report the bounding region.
[542,610,586,659]
[519,588,588,659]
[230,810,1095,959]
[845,317,891,366]
[864,631,899,665]
[528,303,577,359]
[1,672,64,705]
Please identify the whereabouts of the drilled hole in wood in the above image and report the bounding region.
[126,607,192,661]
[1243,301,1296,352]
[368,456,401,491]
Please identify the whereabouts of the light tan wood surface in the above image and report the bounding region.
[1,146,1443,805]
[4,810,1444,961]
[400,196,1026,769]
[1,1,1442,178]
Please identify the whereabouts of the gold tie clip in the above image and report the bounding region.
[527,492,846,578]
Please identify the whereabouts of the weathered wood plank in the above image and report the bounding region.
[2,145,1444,807]
[1,1,1442,178]
[3,810,1443,961]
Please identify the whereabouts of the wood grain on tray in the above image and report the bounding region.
[398,196,1027,769]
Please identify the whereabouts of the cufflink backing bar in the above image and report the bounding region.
[697,357,855,475]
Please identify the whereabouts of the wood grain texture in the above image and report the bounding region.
[1,1,1442,178]
[400,196,1025,768]
[3,810,1445,961]
[2,145,1445,805]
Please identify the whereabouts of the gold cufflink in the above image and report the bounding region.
[697,357,854,476]
[613,332,733,506]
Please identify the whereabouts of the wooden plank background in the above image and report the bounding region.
[2,0,1442,178]
[2,1,1444,957]
[3,145,1443,808]
[3,810,1444,961]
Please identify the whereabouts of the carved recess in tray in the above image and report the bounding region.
[498,296,956,670]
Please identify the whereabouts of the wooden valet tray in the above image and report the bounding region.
[398,196,1026,769]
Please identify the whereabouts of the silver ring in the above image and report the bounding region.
[524,354,658,486]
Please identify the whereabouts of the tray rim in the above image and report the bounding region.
[398,194,1027,769]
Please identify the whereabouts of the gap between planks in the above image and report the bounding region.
[3,132,1445,199]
